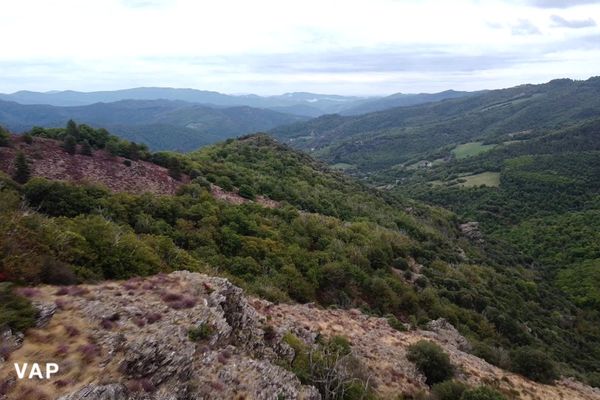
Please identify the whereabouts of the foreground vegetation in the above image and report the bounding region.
[1,124,599,389]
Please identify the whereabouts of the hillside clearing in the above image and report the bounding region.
[452,142,496,159]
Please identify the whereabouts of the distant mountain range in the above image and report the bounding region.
[0,87,472,117]
[0,99,306,151]
[0,86,475,151]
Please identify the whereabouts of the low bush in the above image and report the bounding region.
[431,380,468,400]
[406,340,454,385]
[0,283,36,332]
[188,323,214,341]
[510,347,558,384]
[460,386,506,400]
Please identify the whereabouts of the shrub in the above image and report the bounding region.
[238,184,256,200]
[188,323,214,341]
[406,340,454,385]
[63,135,77,154]
[0,125,9,146]
[22,133,33,144]
[510,347,558,384]
[460,386,506,400]
[0,283,36,332]
[387,315,408,331]
[431,380,467,400]
[12,151,31,184]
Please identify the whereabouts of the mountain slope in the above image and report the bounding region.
[271,77,600,171]
[2,130,600,393]
[0,99,306,151]
[340,89,474,115]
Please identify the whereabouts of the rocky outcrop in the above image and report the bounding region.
[459,221,484,243]
[2,272,599,400]
[0,272,319,400]
[425,318,472,352]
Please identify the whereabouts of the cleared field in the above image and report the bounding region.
[330,163,356,170]
[456,172,501,187]
[452,142,496,159]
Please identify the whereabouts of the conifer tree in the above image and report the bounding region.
[12,151,31,184]
[63,135,77,154]
[65,119,80,140]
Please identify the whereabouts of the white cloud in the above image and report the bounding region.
[0,0,599,94]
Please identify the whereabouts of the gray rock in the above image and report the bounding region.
[58,384,128,400]
[426,318,472,352]
[33,301,57,328]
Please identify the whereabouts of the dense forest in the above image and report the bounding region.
[1,123,599,391]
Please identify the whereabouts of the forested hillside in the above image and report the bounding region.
[0,99,305,151]
[272,77,600,172]
[1,124,599,394]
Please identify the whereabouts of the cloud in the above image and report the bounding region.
[511,19,541,35]
[526,0,600,8]
[551,15,597,28]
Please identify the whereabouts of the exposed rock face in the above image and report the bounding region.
[2,272,600,400]
[425,318,472,352]
[0,272,319,400]
[459,221,484,243]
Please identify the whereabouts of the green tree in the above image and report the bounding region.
[168,159,182,181]
[238,184,256,200]
[0,125,9,146]
[80,140,93,156]
[12,151,31,184]
[65,119,80,140]
[407,340,454,385]
[63,135,77,155]
[510,347,558,384]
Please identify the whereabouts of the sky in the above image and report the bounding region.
[0,0,599,96]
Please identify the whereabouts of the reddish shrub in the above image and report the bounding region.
[54,379,70,388]
[54,299,68,309]
[217,350,232,364]
[65,325,80,337]
[69,286,89,296]
[100,319,116,330]
[55,287,70,296]
[133,317,146,327]
[161,292,183,302]
[17,287,40,298]
[146,313,162,324]
[122,281,139,291]
[140,379,156,393]
[55,344,69,356]
[78,343,100,362]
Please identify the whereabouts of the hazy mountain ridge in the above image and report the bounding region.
[0,99,306,151]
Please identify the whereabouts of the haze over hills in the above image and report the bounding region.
[0,87,472,117]
[0,99,307,151]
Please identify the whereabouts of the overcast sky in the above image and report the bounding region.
[1,0,599,95]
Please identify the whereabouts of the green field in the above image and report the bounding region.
[452,142,496,159]
[456,172,500,187]
[330,162,356,170]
